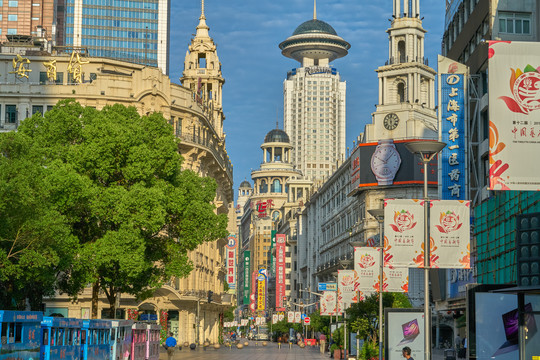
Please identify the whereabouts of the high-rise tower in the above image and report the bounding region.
[279,1,350,181]
[362,0,437,142]
[181,0,225,138]
[62,0,170,74]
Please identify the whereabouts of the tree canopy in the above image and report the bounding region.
[0,100,228,312]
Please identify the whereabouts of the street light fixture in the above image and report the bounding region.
[367,208,384,360]
[404,140,446,360]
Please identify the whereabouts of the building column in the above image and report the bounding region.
[396,0,400,18]
[404,0,408,17]
[379,77,383,104]
[408,73,412,103]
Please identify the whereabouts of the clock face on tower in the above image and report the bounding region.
[383,113,400,130]
[370,140,402,186]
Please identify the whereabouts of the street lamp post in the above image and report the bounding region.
[404,140,446,360]
[367,208,384,360]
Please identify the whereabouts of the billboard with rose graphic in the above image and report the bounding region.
[429,200,470,269]
[354,247,408,293]
[320,291,337,316]
[384,199,425,268]
[488,41,540,191]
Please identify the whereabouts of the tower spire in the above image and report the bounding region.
[313,0,317,19]
[201,0,205,18]
[276,107,279,129]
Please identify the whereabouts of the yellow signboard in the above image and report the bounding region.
[257,277,265,311]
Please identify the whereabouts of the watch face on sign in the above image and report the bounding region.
[383,113,399,130]
[370,140,401,186]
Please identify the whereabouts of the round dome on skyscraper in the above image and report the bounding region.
[279,3,350,64]
[264,129,290,143]
[292,19,338,36]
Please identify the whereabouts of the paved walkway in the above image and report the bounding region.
[159,340,452,360]
[160,340,330,360]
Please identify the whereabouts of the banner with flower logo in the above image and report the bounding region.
[320,291,337,316]
[429,200,470,268]
[354,247,408,293]
[488,41,540,191]
[384,199,424,267]
[337,270,359,314]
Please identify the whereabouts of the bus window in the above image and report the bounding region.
[68,328,73,345]
[8,322,14,343]
[81,330,86,345]
[112,328,117,342]
[92,329,97,345]
[1,322,6,344]
[42,328,49,346]
[51,328,56,346]
[74,330,79,345]
[58,328,64,346]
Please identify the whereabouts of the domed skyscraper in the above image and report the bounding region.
[279,0,350,181]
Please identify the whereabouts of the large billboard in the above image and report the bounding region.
[488,41,540,191]
[385,309,425,360]
[350,139,437,191]
[275,234,287,311]
[438,55,468,200]
[226,235,237,290]
[243,251,251,305]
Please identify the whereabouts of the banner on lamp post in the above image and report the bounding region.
[272,314,279,324]
[287,311,295,323]
[337,270,359,314]
[429,200,471,269]
[226,235,237,290]
[354,247,408,293]
[384,199,425,268]
[294,312,302,323]
[320,291,337,316]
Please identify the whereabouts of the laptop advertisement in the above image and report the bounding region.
[385,309,424,360]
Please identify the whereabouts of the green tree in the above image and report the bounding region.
[0,133,79,309]
[309,309,330,336]
[10,100,228,316]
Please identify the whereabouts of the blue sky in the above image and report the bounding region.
[169,1,446,196]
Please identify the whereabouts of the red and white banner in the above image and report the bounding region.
[241,319,248,326]
[278,313,285,321]
[429,200,471,269]
[337,270,359,314]
[294,312,301,323]
[287,311,295,323]
[354,247,408,293]
[488,41,540,191]
[384,199,424,268]
[320,291,337,316]
[272,314,279,324]
[275,234,287,310]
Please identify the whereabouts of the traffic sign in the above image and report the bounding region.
[318,282,337,291]
[304,317,310,325]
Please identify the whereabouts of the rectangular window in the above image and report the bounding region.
[7,29,17,35]
[39,71,48,84]
[32,105,43,115]
[8,0,17,6]
[56,72,64,84]
[47,105,53,112]
[6,105,17,123]
[499,12,531,34]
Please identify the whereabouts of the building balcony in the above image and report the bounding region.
[385,55,429,66]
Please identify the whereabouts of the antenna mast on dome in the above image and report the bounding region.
[201,0,205,17]
[313,0,317,19]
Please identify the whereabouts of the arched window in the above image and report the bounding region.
[398,41,406,63]
[271,179,282,193]
[259,180,268,194]
[397,82,405,103]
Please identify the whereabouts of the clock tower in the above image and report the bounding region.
[363,0,437,142]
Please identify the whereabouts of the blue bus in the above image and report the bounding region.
[82,319,112,360]
[0,311,42,360]
[110,319,133,360]
[41,316,83,360]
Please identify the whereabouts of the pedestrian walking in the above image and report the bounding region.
[165,332,177,360]
[319,333,327,354]
[402,346,414,360]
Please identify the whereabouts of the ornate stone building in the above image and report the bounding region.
[0,4,233,345]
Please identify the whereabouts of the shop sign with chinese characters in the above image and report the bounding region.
[226,235,237,290]
[440,71,466,199]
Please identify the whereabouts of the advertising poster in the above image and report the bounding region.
[474,292,540,360]
[337,270,359,314]
[275,234,287,310]
[385,309,425,360]
[438,55,468,200]
[272,314,279,324]
[488,41,540,191]
[278,313,285,321]
[243,251,251,305]
[354,247,408,293]
[320,291,337,316]
[294,312,302,324]
[384,199,424,268]
[226,235,237,290]
[287,311,295,323]
[430,200,470,269]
